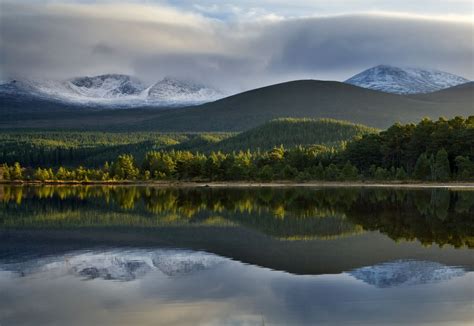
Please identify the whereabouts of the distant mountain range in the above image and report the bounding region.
[0,74,224,107]
[1,79,473,131]
[1,65,473,130]
[345,65,469,94]
[0,65,470,110]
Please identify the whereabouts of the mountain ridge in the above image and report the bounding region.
[345,65,469,94]
[131,79,474,131]
[1,79,473,131]
[0,74,224,108]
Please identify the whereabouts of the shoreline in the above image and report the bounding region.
[1,180,474,189]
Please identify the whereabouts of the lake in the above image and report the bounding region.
[0,185,473,325]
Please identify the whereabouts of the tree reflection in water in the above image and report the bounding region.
[0,185,473,247]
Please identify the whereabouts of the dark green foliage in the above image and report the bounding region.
[413,153,433,180]
[433,149,451,181]
[455,156,474,180]
[0,131,230,167]
[395,167,408,180]
[345,116,474,178]
[341,161,359,180]
[1,116,472,182]
[172,118,377,152]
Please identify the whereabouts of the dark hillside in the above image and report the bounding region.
[171,118,377,152]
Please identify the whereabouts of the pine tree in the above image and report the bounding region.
[259,165,274,181]
[112,154,139,180]
[324,164,340,181]
[310,162,324,180]
[34,168,45,181]
[413,153,431,180]
[374,167,390,180]
[395,167,408,180]
[56,167,68,180]
[341,162,359,180]
[10,162,23,180]
[2,163,11,180]
[455,156,474,180]
[433,148,450,181]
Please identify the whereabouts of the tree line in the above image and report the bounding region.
[0,131,230,167]
[1,116,473,182]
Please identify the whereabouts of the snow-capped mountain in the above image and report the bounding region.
[345,65,470,94]
[147,77,223,106]
[69,74,145,98]
[349,260,466,288]
[0,74,225,108]
[0,249,226,281]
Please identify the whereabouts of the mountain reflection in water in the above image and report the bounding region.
[0,248,467,287]
[0,185,473,325]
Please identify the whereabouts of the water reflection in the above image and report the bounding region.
[349,260,466,288]
[0,185,473,325]
[1,248,468,287]
[1,185,473,247]
[1,249,225,281]
[0,248,473,326]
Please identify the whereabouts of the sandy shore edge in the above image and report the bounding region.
[1,180,474,189]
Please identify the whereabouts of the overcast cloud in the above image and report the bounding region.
[0,1,473,92]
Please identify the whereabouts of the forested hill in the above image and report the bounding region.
[2,80,473,131]
[172,118,378,152]
[2,116,473,182]
[117,80,474,131]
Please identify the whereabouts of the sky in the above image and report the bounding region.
[0,0,473,91]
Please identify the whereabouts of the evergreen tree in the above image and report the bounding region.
[395,167,408,180]
[413,153,432,180]
[56,167,69,180]
[34,168,46,181]
[433,148,451,181]
[324,164,340,181]
[10,162,23,180]
[282,164,298,179]
[259,165,274,181]
[309,162,325,180]
[2,163,11,180]
[341,162,359,180]
[112,154,139,180]
[374,167,390,180]
[455,156,474,180]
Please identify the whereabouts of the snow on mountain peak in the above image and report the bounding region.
[349,260,466,288]
[69,74,145,98]
[0,74,225,107]
[345,65,470,94]
[147,77,223,105]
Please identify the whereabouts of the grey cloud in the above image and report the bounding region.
[0,2,472,92]
[91,42,116,55]
[261,16,474,79]
[132,53,266,91]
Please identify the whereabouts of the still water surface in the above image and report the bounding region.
[0,186,473,325]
